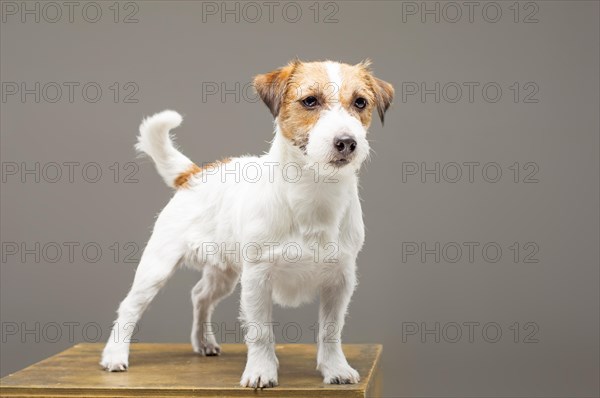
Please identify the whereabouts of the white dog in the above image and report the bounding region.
[100,59,394,388]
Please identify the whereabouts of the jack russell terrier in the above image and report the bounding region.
[100,59,394,388]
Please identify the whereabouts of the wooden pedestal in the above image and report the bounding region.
[1,343,382,397]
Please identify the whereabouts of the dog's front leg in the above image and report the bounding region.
[317,263,360,384]
[239,264,279,388]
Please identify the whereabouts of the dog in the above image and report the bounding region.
[100,59,394,388]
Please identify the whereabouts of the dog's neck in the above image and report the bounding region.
[265,125,358,241]
[267,126,307,168]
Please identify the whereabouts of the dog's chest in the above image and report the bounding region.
[265,184,352,307]
[284,180,352,241]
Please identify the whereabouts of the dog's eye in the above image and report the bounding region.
[302,96,318,108]
[354,97,367,109]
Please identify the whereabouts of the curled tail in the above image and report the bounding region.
[136,110,199,189]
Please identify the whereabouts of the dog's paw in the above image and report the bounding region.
[193,341,221,356]
[240,363,278,388]
[100,351,129,372]
[322,363,360,385]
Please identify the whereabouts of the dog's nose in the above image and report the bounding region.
[334,136,357,156]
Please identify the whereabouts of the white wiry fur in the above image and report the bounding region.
[101,60,391,388]
[136,110,192,188]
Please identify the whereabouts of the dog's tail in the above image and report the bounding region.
[136,110,199,189]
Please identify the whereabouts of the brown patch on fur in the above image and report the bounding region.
[341,62,394,126]
[278,62,330,148]
[174,164,202,188]
[174,158,232,188]
[254,60,299,117]
[201,157,232,172]
[371,76,394,124]
[339,63,379,127]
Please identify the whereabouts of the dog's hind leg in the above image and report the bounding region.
[100,228,184,372]
[190,265,240,355]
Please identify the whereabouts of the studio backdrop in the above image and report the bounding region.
[1,1,599,397]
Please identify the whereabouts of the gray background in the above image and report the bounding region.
[1,1,598,397]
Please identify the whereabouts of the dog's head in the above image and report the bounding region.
[254,59,394,172]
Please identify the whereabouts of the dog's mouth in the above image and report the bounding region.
[330,158,350,167]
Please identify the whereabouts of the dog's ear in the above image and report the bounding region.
[372,77,394,125]
[254,60,299,118]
